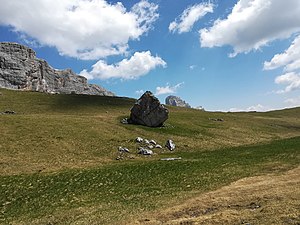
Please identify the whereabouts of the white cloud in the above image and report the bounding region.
[264,35,300,72]
[200,0,300,57]
[155,82,184,96]
[189,65,197,70]
[0,0,159,60]
[229,104,273,112]
[284,96,300,107]
[135,89,145,95]
[275,72,300,93]
[80,51,166,80]
[169,3,214,34]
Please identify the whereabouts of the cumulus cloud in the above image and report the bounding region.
[189,65,197,70]
[135,90,145,95]
[264,35,300,72]
[200,0,300,57]
[285,96,300,107]
[80,51,166,80]
[275,72,300,93]
[229,104,273,112]
[0,0,159,60]
[155,82,184,96]
[169,3,214,34]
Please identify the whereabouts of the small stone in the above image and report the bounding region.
[138,147,153,155]
[136,137,143,143]
[165,140,175,151]
[148,145,154,149]
[149,140,156,145]
[155,144,162,149]
[120,118,129,124]
[118,146,129,153]
[144,139,150,144]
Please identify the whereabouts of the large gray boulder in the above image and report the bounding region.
[129,91,168,127]
[0,42,114,96]
[165,95,191,108]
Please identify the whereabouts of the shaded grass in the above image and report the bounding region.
[0,137,299,224]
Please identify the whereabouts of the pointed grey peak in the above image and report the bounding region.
[0,42,114,96]
[165,95,191,108]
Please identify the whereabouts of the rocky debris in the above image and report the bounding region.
[120,118,129,124]
[165,95,191,108]
[138,147,153,155]
[160,157,182,161]
[1,110,16,114]
[165,140,175,151]
[149,140,156,145]
[136,137,143,143]
[209,118,224,122]
[129,91,168,127]
[118,146,129,153]
[116,137,177,159]
[0,42,114,96]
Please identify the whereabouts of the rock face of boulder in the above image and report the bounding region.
[165,95,191,108]
[129,91,168,127]
[0,42,114,96]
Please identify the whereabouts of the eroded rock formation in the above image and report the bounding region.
[0,42,114,96]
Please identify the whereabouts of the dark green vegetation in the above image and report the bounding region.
[0,88,299,224]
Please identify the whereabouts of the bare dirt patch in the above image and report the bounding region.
[132,166,300,225]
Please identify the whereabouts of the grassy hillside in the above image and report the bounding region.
[0,88,299,224]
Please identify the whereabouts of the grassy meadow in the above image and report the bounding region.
[0,88,299,224]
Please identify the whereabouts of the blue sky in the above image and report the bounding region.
[1,0,300,111]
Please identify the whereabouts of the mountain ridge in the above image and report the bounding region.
[0,42,114,96]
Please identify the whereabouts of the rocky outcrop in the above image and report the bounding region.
[129,91,168,127]
[165,95,191,108]
[0,42,114,96]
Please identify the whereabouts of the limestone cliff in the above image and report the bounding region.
[165,95,191,108]
[0,42,114,96]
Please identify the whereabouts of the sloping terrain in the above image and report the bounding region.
[0,88,299,224]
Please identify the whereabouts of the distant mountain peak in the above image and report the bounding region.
[165,95,191,108]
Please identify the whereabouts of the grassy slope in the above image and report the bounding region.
[0,88,299,224]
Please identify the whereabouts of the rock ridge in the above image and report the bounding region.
[0,42,114,96]
[165,95,191,108]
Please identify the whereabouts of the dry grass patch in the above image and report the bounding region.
[134,166,300,225]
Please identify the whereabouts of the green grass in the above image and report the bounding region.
[1,137,299,224]
[0,88,300,224]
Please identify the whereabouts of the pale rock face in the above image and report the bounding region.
[165,95,191,108]
[0,42,114,96]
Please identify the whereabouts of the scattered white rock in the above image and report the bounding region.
[148,145,154,149]
[149,140,156,145]
[118,146,129,153]
[144,139,150,144]
[121,118,129,124]
[165,140,175,151]
[160,157,182,161]
[138,147,153,155]
[136,137,143,143]
[155,144,162,149]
